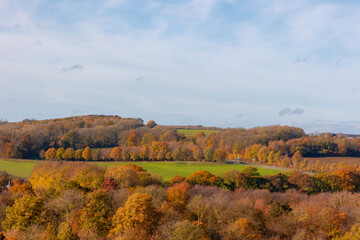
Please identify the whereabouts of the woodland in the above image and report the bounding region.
[1,162,360,239]
[0,115,360,173]
[1,116,360,239]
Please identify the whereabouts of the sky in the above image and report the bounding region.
[1,0,360,133]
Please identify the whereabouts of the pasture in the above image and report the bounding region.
[0,159,36,179]
[176,129,219,137]
[95,162,281,180]
[0,159,281,181]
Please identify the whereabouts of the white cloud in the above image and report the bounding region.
[1,0,360,132]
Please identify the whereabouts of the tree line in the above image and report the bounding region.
[2,115,360,173]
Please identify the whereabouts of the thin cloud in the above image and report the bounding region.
[279,108,304,117]
[60,64,83,73]
[135,76,145,82]
[279,108,292,116]
[236,113,244,119]
[292,108,304,115]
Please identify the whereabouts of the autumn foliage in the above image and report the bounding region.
[1,162,360,239]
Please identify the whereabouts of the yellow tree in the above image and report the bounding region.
[110,147,122,161]
[45,148,56,160]
[127,131,138,146]
[292,151,303,169]
[56,147,65,160]
[2,195,44,231]
[214,149,227,162]
[82,146,92,161]
[75,149,83,160]
[109,193,159,236]
[63,148,75,160]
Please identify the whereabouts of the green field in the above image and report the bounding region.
[0,159,36,179]
[0,159,281,181]
[176,129,219,137]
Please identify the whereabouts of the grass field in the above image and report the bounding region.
[177,129,219,137]
[0,159,281,181]
[95,162,281,180]
[0,159,36,179]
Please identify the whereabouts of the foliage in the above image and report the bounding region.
[166,182,190,211]
[109,193,159,236]
[75,190,112,236]
[2,195,43,231]
[82,146,92,161]
[0,171,11,192]
[187,170,221,187]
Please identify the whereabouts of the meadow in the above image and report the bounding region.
[176,128,219,136]
[0,159,280,181]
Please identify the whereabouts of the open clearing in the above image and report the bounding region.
[176,129,219,137]
[0,159,281,181]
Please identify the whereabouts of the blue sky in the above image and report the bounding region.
[1,0,360,133]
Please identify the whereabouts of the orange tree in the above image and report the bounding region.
[187,170,223,187]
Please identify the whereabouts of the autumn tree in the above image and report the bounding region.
[2,195,43,231]
[145,120,157,128]
[332,169,360,192]
[109,193,159,236]
[166,182,190,211]
[56,147,65,160]
[110,146,122,161]
[222,218,261,240]
[171,220,209,240]
[104,164,157,189]
[292,151,303,169]
[62,148,75,160]
[214,149,227,162]
[242,166,260,177]
[204,147,214,162]
[76,190,112,237]
[127,131,138,146]
[168,175,187,186]
[9,179,34,195]
[61,130,81,148]
[45,148,56,160]
[82,146,92,161]
[75,149,83,160]
[187,170,221,186]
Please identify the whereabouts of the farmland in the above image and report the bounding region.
[95,161,281,180]
[0,159,281,180]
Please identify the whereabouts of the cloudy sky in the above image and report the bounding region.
[1,0,360,133]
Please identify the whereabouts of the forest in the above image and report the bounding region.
[2,116,360,239]
[1,115,360,173]
[1,162,360,239]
